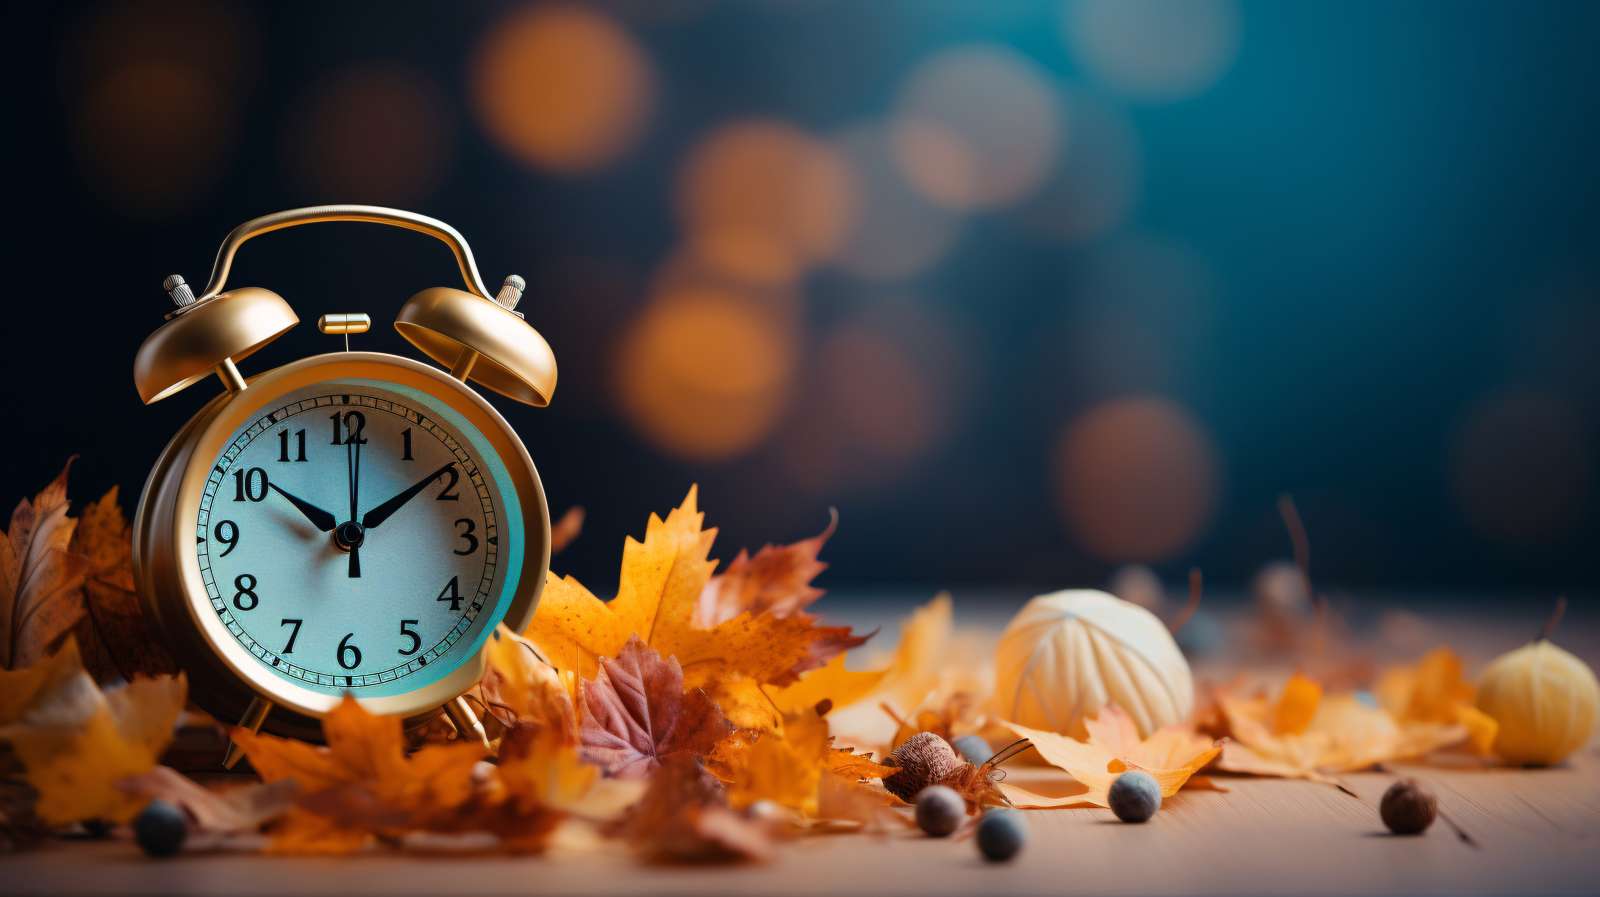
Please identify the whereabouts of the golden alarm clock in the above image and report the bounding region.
[131,205,555,766]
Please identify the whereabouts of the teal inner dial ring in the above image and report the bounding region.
[193,377,524,698]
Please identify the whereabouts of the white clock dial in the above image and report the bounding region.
[194,379,518,697]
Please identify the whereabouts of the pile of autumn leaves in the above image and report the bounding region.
[0,467,1504,859]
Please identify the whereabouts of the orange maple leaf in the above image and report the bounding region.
[69,486,176,682]
[233,696,572,852]
[525,488,867,729]
[1216,674,1469,784]
[1375,646,1498,755]
[694,511,835,626]
[0,637,186,824]
[1002,705,1221,809]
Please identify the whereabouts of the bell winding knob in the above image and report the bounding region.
[493,274,525,311]
[164,274,197,308]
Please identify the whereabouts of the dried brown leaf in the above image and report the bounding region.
[579,636,730,778]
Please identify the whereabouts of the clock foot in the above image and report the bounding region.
[221,696,273,769]
[444,695,491,751]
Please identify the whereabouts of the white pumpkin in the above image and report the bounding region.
[993,589,1193,738]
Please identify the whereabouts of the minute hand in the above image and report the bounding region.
[361,462,456,529]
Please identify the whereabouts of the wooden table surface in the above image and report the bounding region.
[6,593,1599,897]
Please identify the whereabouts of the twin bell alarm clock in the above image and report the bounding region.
[131,205,555,766]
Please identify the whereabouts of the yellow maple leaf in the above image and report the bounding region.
[0,638,185,823]
[1218,676,1469,783]
[880,593,952,710]
[1376,646,1498,755]
[1002,705,1220,809]
[767,655,887,716]
[525,488,864,729]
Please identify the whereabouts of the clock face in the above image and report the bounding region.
[194,378,523,698]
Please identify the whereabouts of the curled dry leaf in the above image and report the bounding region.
[1002,705,1221,809]
[525,488,868,730]
[118,765,296,834]
[579,636,731,779]
[1376,646,1498,756]
[0,638,186,823]
[0,461,87,671]
[607,753,774,864]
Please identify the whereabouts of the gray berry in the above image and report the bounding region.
[134,800,187,858]
[1108,770,1162,823]
[914,785,965,837]
[952,734,993,765]
[976,808,1027,862]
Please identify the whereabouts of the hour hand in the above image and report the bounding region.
[267,483,338,532]
[361,462,455,530]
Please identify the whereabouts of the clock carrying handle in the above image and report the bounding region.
[194,205,496,303]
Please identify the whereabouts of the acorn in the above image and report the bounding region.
[1379,778,1436,835]
[882,732,964,802]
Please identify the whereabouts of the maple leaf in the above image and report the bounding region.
[232,695,489,852]
[767,655,886,716]
[606,753,774,864]
[0,637,186,824]
[69,487,177,683]
[1216,675,1469,784]
[0,461,88,670]
[480,624,578,741]
[694,510,835,626]
[526,488,867,729]
[880,593,952,710]
[579,636,731,778]
[1375,646,1498,755]
[1002,705,1221,809]
[719,711,831,817]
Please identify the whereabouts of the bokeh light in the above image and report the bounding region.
[775,302,971,494]
[1014,88,1142,242]
[472,5,655,172]
[889,45,1064,211]
[828,125,963,282]
[677,120,857,283]
[63,1,256,216]
[1450,388,1593,546]
[1056,396,1220,561]
[284,64,452,204]
[1063,0,1240,101]
[615,286,799,461]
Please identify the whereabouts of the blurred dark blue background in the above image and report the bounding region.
[6,0,1598,597]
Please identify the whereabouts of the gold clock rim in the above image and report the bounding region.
[153,352,549,722]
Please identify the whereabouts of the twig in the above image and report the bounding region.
[1277,493,1318,610]
[1539,595,1568,642]
[1169,568,1203,635]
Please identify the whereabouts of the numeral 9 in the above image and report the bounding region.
[214,519,239,556]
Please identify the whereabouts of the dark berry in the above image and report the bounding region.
[976,808,1026,862]
[1380,778,1436,835]
[914,785,965,837]
[134,800,188,858]
[1108,770,1162,823]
